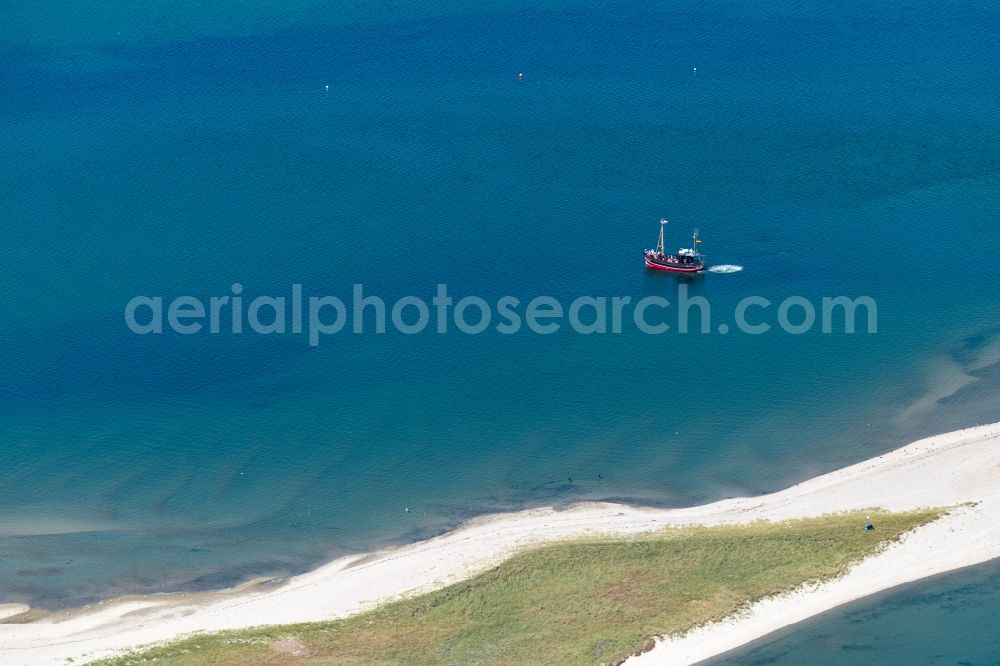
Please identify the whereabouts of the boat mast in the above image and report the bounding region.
[658,219,667,254]
[692,228,699,254]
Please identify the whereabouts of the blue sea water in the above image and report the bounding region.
[2,1,1000,654]
[709,557,1000,665]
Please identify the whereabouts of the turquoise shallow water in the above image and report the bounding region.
[2,4,1000,651]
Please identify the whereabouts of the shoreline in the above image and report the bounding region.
[2,423,1000,665]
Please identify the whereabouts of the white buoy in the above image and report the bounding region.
[693,67,697,74]
[325,84,330,92]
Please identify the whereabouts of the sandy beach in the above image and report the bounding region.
[2,422,999,665]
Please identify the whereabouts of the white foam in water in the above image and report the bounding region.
[708,264,743,274]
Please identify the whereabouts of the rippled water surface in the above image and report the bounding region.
[2,0,999,617]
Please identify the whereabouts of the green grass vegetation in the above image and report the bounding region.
[97,508,944,666]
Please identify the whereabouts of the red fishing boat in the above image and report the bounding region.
[643,219,705,273]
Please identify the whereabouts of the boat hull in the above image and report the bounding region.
[643,254,705,273]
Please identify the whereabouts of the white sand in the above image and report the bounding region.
[2,423,999,665]
[0,605,29,622]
